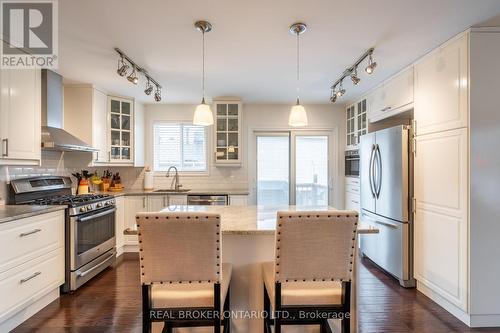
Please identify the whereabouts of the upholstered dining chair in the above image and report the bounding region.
[262,210,358,333]
[136,212,232,333]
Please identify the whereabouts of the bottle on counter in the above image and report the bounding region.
[144,166,154,190]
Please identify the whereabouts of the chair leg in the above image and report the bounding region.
[342,316,350,333]
[142,285,151,333]
[161,323,172,333]
[224,285,231,333]
[263,283,270,333]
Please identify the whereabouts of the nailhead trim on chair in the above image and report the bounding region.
[137,213,221,285]
[275,211,359,283]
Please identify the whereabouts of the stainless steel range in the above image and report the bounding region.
[10,176,116,292]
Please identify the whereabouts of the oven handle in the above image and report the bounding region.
[77,208,116,222]
[77,251,115,278]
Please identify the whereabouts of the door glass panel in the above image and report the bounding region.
[257,136,290,206]
[228,118,238,131]
[122,132,130,146]
[121,115,130,130]
[111,147,120,159]
[111,100,120,113]
[111,131,120,146]
[121,102,130,115]
[228,104,238,116]
[217,118,227,131]
[77,210,115,255]
[217,104,227,116]
[228,133,238,146]
[216,148,227,160]
[121,147,130,160]
[217,133,227,147]
[295,136,328,206]
[111,114,120,129]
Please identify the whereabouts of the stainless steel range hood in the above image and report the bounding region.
[41,69,97,152]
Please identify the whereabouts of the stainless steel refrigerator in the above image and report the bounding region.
[359,125,415,287]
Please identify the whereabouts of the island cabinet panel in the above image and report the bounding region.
[229,195,248,206]
[414,128,468,311]
[414,33,468,136]
[115,196,125,256]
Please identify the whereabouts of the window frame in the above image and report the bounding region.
[152,121,209,176]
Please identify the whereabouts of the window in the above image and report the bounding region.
[153,123,207,173]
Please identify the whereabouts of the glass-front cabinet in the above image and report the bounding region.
[108,96,134,164]
[214,99,242,166]
[346,98,367,149]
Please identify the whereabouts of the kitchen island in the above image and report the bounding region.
[146,205,377,333]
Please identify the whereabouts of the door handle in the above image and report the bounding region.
[1,138,8,157]
[19,229,42,237]
[374,220,398,229]
[375,145,382,198]
[368,144,376,198]
[95,151,99,162]
[20,271,41,284]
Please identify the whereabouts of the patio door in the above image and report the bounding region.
[256,131,330,206]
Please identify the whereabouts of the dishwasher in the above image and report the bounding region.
[187,195,228,206]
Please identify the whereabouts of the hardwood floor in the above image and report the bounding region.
[12,254,500,333]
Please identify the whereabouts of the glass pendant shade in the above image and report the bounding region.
[288,103,308,127]
[193,101,214,126]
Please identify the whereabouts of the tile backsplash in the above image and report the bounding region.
[0,151,248,203]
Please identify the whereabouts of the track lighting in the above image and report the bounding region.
[350,67,361,85]
[330,48,377,102]
[144,79,154,95]
[116,56,129,77]
[154,86,161,102]
[365,53,377,74]
[336,81,345,98]
[115,48,163,102]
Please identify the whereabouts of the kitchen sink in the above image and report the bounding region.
[153,189,191,193]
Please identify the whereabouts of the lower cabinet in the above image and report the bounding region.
[115,196,125,256]
[0,210,65,332]
[345,177,360,212]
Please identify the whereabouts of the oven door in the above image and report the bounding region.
[70,207,116,271]
[345,156,360,177]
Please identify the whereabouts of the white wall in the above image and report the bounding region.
[144,103,345,207]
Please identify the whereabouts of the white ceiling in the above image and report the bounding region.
[59,0,500,105]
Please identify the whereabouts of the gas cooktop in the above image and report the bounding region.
[30,194,112,207]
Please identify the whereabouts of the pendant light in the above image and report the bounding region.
[193,20,214,126]
[288,23,308,127]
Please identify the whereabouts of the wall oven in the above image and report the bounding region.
[345,149,360,177]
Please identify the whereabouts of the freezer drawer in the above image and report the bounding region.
[360,211,412,286]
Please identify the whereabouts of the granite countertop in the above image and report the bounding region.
[0,205,67,224]
[99,189,250,197]
[125,205,379,236]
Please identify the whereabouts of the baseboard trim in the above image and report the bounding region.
[470,314,500,327]
[0,287,59,332]
[416,281,471,326]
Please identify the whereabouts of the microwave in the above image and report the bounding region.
[345,150,360,177]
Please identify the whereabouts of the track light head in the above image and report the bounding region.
[335,81,345,98]
[365,54,377,74]
[127,67,139,84]
[116,57,129,77]
[330,91,337,103]
[350,67,361,85]
[154,86,162,102]
[144,79,154,95]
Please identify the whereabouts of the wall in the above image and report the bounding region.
[144,103,346,207]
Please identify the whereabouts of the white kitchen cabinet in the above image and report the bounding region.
[167,195,188,206]
[0,69,41,165]
[414,33,468,135]
[64,85,108,164]
[109,96,134,164]
[123,195,148,249]
[414,128,468,311]
[345,177,360,212]
[214,99,242,166]
[229,195,248,206]
[345,99,367,149]
[0,210,65,332]
[148,195,168,212]
[367,67,414,123]
[115,196,125,256]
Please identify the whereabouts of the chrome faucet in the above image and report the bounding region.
[166,166,182,190]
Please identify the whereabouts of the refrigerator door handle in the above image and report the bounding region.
[375,144,382,198]
[369,144,376,198]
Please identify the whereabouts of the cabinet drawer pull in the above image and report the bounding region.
[1,138,8,157]
[352,200,359,204]
[20,271,41,284]
[19,229,42,237]
[381,106,392,112]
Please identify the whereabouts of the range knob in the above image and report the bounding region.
[79,207,86,213]
[87,205,92,211]
[96,203,103,208]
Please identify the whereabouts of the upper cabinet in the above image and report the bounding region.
[414,34,468,135]
[214,99,242,166]
[345,98,367,149]
[367,67,414,123]
[108,96,134,164]
[0,69,41,165]
[64,86,143,166]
